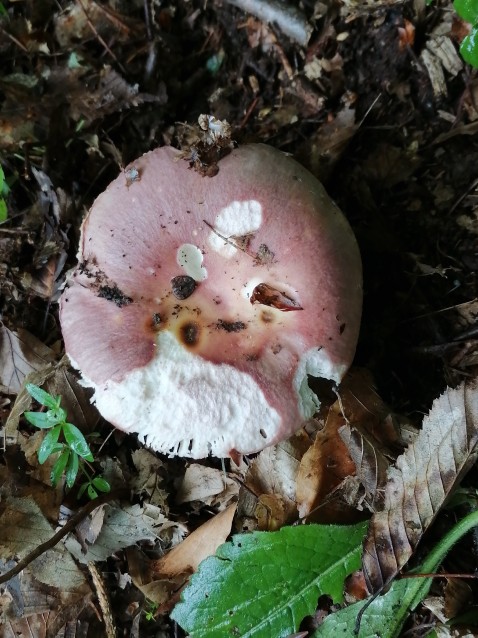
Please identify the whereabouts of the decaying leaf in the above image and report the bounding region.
[237,432,309,531]
[131,448,169,511]
[0,326,55,395]
[296,405,358,523]
[297,369,402,521]
[176,463,238,510]
[0,496,90,622]
[65,503,165,564]
[141,504,237,610]
[363,380,478,593]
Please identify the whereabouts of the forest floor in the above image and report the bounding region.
[0,0,477,636]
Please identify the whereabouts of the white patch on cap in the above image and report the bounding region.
[293,347,346,419]
[81,331,281,459]
[177,244,207,281]
[208,200,262,258]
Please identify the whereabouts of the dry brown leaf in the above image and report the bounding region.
[142,504,236,610]
[237,432,309,531]
[297,369,400,521]
[363,380,478,593]
[296,403,358,523]
[0,325,55,395]
[0,496,91,623]
[176,463,238,510]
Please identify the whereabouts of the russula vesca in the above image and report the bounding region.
[59,144,362,458]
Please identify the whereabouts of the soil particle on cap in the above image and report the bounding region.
[215,319,246,332]
[171,275,197,300]
[97,284,133,308]
[255,244,275,265]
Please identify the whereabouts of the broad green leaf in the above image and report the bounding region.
[87,484,98,499]
[454,0,478,24]
[38,425,62,464]
[26,383,59,409]
[62,423,94,461]
[92,476,111,493]
[51,448,70,486]
[24,411,54,429]
[0,199,6,222]
[172,521,368,638]
[460,27,478,67]
[0,166,4,191]
[312,509,478,637]
[65,451,79,488]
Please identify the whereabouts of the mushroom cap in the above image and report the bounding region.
[60,144,362,458]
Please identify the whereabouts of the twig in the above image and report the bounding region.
[222,0,312,47]
[76,0,126,74]
[0,489,127,585]
[88,562,116,637]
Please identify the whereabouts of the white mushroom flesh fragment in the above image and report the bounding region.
[85,331,281,458]
[208,200,262,258]
[177,243,207,281]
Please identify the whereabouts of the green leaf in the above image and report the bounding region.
[0,166,4,191]
[24,411,54,429]
[87,484,98,499]
[26,384,59,409]
[65,451,79,488]
[62,423,94,461]
[92,476,111,493]
[0,199,6,222]
[454,0,478,24]
[312,509,478,638]
[172,521,368,638]
[38,425,62,464]
[51,448,70,486]
[460,27,478,67]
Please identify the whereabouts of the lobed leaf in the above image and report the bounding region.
[363,380,478,592]
[172,521,368,638]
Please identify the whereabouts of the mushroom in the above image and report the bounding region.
[59,144,362,458]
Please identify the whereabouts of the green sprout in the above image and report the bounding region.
[143,599,159,621]
[454,0,478,67]
[24,383,111,499]
[0,165,9,222]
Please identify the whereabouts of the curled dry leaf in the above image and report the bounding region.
[297,369,401,522]
[142,504,237,611]
[0,325,55,395]
[363,379,478,593]
[237,431,309,531]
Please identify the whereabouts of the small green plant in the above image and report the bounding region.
[24,383,111,499]
[0,165,9,222]
[454,0,478,67]
[143,599,159,621]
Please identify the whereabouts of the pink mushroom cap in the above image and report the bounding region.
[60,144,362,458]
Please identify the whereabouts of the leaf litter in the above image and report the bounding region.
[0,0,478,635]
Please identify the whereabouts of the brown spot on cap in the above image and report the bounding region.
[180,321,200,346]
